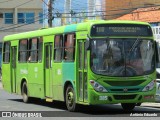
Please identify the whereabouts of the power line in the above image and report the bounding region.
[41,0,49,6]
[0,0,14,4]
[2,1,160,30]
[15,0,34,8]
[1,6,160,31]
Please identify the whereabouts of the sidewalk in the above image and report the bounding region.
[141,103,160,108]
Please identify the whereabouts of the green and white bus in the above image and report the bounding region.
[2,20,159,111]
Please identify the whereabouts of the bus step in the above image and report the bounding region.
[46,98,53,102]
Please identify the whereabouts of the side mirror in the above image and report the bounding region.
[85,37,90,50]
[155,41,160,65]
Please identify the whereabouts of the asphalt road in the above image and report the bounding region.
[0,82,160,120]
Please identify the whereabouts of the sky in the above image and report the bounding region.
[43,0,103,27]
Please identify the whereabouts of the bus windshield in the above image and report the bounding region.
[90,38,155,77]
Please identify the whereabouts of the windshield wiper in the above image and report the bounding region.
[129,37,141,52]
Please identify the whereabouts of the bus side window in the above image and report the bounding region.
[64,33,75,61]
[54,35,63,62]
[3,42,10,63]
[19,39,28,62]
[29,38,38,62]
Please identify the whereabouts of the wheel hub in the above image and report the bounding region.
[67,92,74,106]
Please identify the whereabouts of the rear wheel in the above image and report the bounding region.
[65,85,78,112]
[121,103,136,111]
[21,82,30,103]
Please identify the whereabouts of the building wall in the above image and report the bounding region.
[105,0,160,19]
[0,0,43,42]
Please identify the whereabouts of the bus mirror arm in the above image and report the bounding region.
[155,41,160,66]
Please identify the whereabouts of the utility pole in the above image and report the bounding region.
[48,0,53,27]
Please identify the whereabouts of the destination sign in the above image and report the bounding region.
[90,24,152,37]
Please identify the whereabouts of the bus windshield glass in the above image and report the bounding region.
[90,39,155,77]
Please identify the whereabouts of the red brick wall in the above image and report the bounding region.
[105,0,160,19]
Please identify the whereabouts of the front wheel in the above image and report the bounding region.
[65,85,78,112]
[121,103,136,111]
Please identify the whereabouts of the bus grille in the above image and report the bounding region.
[104,80,145,86]
[113,95,137,100]
[110,88,140,92]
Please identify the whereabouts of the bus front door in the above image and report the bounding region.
[44,43,53,97]
[11,46,17,93]
[78,40,88,102]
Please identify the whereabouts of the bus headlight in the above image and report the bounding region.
[90,80,108,92]
[142,80,155,91]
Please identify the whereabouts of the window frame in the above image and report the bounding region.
[18,39,28,63]
[63,33,76,62]
[39,12,43,24]
[3,42,10,63]
[28,38,39,63]
[54,35,63,62]
[4,13,13,24]
[38,37,43,62]
[18,37,43,63]
[18,12,35,24]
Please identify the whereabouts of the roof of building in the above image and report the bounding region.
[116,7,160,23]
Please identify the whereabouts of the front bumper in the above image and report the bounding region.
[88,88,156,105]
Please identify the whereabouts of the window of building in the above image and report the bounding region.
[0,13,3,18]
[19,39,28,62]
[3,42,10,63]
[4,13,13,24]
[64,33,75,61]
[54,35,63,62]
[39,12,43,24]
[18,13,34,24]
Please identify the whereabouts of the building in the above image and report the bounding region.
[115,6,160,42]
[116,7,160,25]
[0,0,43,68]
[104,0,160,20]
[43,0,104,27]
[0,0,43,42]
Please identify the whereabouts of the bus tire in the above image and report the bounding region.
[65,85,78,112]
[121,103,136,111]
[21,82,30,103]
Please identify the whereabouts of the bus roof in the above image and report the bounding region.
[3,20,150,41]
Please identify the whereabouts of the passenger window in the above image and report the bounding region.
[19,39,27,62]
[29,38,38,62]
[54,35,63,62]
[64,33,75,61]
[3,42,10,63]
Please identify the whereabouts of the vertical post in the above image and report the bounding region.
[48,0,53,27]
[14,8,17,24]
[64,0,71,24]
